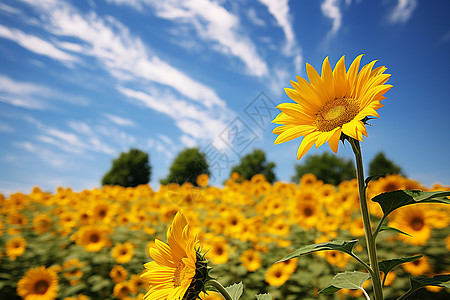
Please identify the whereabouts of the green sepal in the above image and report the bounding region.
[379,226,411,236]
[275,240,358,263]
[365,174,383,186]
[255,293,272,300]
[331,271,371,290]
[372,189,450,217]
[318,285,341,295]
[398,275,450,300]
[225,282,243,300]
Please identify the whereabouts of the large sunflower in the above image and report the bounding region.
[141,211,208,300]
[272,55,392,159]
[17,266,59,300]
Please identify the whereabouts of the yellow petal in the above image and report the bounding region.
[274,125,316,145]
[321,56,335,100]
[328,128,342,153]
[347,54,364,94]
[333,55,349,98]
[297,132,321,160]
[341,120,359,140]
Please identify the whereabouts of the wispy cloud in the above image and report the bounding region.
[0,24,78,63]
[320,0,342,38]
[105,0,269,77]
[247,8,266,27]
[0,122,15,133]
[18,0,226,109]
[388,0,418,24]
[0,76,51,109]
[104,113,135,127]
[0,3,22,15]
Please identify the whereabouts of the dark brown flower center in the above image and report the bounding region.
[411,217,424,231]
[315,97,359,132]
[34,280,49,294]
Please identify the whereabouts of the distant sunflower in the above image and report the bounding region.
[265,263,291,286]
[112,242,134,264]
[402,256,431,276]
[205,236,229,264]
[196,173,209,187]
[272,55,392,160]
[33,214,52,234]
[113,281,136,299]
[74,225,110,252]
[110,265,129,283]
[6,236,27,260]
[389,205,432,246]
[141,211,209,300]
[17,266,59,300]
[240,249,262,272]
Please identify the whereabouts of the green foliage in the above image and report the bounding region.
[101,148,151,187]
[369,152,404,177]
[230,149,276,183]
[255,293,271,299]
[372,190,450,218]
[225,282,244,300]
[276,240,358,263]
[331,271,370,290]
[160,148,209,186]
[399,275,450,300]
[291,152,355,185]
[378,255,423,279]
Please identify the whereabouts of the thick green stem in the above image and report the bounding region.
[209,280,233,300]
[349,139,384,300]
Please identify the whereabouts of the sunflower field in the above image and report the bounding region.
[0,173,449,300]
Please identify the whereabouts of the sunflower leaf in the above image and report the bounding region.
[318,285,341,295]
[255,293,272,300]
[275,240,358,263]
[372,189,450,217]
[379,226,411,236]
[398,275,450,300]
[331,271,371,290]
[379,255,423,276]
[225,282,244,300]
[365,174,383,186]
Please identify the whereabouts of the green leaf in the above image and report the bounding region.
[255,293,272,300]
[379,226,411,236]
[318,285,341,295]
[331,271,371,290]
[399,275,450,300]
[379,255,423,275]
[225,282,243,300]
[276,240,358,263]
[372,190,450,217]
[365,174,382,186]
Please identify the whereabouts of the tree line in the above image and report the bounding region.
[102,148,403,187]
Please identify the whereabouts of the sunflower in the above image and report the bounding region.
[205,236,229,264]
[325,251,349,268]
[272,55,392,160]
[141,211,209,300]
[239,249,262,272]
[73,225,110,252]
[196,174,209,187]
[389,205,432,246]
[110,265,129,283]
[33,214,52,234]
[402,256,431,276]
[265,263,291,286]
[113,281,136,299]
[17,266,59,300]
[6,236,27,260]
[112,242,135,264]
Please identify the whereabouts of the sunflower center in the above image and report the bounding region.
[173,261,186,287]
[89,233,100,243]
[34,280,49,294]
[315,97,359,132]
[303,207,313,217]
[411,217,424,231]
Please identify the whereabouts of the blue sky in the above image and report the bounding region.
[1,0,449,194]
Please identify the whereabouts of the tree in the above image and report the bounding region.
[291,152,355,185]
[369,152,404,177]
[102,148,151,187]
[230,149,276,183]
[160,148,209,186]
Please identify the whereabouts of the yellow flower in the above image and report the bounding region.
[33,214,53,234]
[6,236,27,260]
[113,281,136,299]
[196,173,209,187]
[17,266,59,300]
[239,249,262,272]
[205,236,229,264]
[112,242,135,264]
[265,263,291,286]
[141,211,208,300]
[272,55,392,160]
[402,256,431,276]
[73,225,110,252]
[389,205,432,246]
[110,265,129,283]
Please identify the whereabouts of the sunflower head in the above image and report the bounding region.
[272,55,392,160]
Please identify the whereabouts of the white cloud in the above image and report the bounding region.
[106,0,269,77]
[19,0,227,109]
[247,8,266,27]
[181,135,197,147]
[0,122,14,133]
[15,141,69,167]
[0,24,77,63]
[320,0,342,37]
[0,76,51,109]
[0,3,22,15]
[104,113,135,127]
[388,0,418,24]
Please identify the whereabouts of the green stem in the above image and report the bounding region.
[209,280,233,300]
[373,215,388,241]
[349,139,384,300]
[349,253,374,277]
